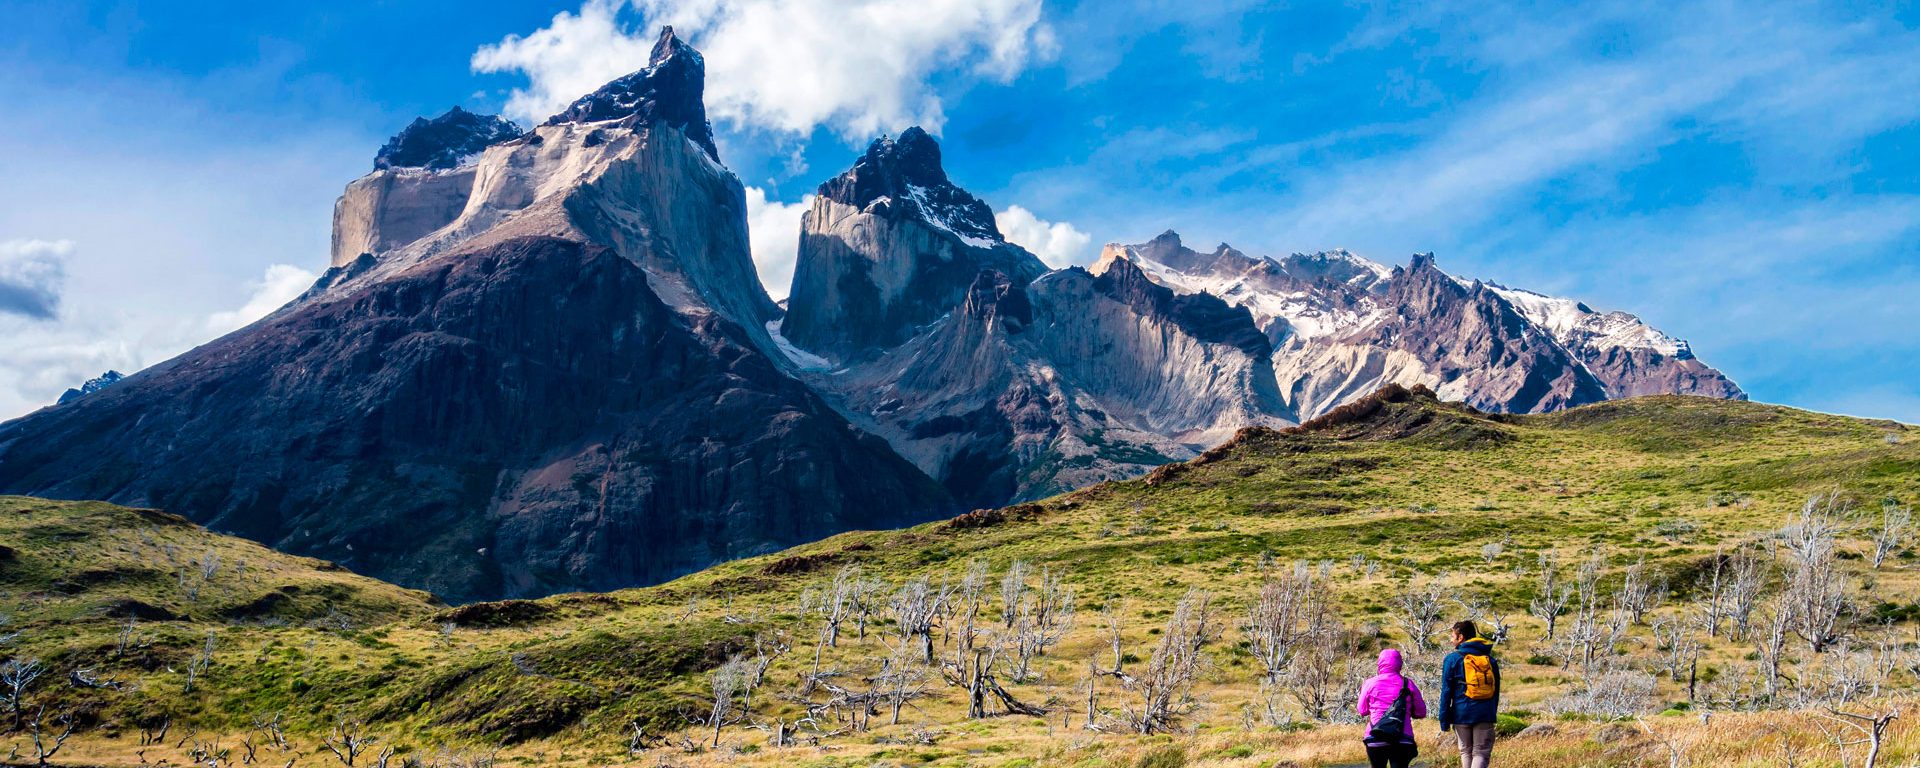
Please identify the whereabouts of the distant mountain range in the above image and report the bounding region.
[0,28,1741,601]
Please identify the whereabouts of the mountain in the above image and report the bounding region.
[1098,233,1743,417]
[56,369,124,404]
[781,127,1049,362]
[0,27,952,602]
[782,132,1283,505]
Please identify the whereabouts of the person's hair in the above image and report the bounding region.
[1452,620,1478,639]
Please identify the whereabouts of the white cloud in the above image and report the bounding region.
[0,238,73,320]
[473,0,1057,137]
[471,0,662,129]
[996,205,1093,268]
[745,187,812,301]
[206,264,319,335]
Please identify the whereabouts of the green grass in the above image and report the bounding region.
[0,393,1915,764]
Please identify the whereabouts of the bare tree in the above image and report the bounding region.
[1115,589,1219,734]
[1101,602,1127,676]
[1390,571,1449,651]
[1870,502,1911,569]
[941,631,1046,720]
[1814,707,1899,768]
[848,573,889,641]
[1244,561,1327,684]
[115,615,146,658]
[1010,567,1075,681]
[874,638,930,725]
[1529,551,1573,640]
[1620,557,1665,625]
[27,707,74,768]
[949,559,991,667]
[1694,549,1729,638]
[1756,596,1793,701]
[807,565,860,649]
[1559,550,1628,672]
[1284,618,1351,721]
[999,560,1030,629]
[0,658,43,728]
[1782,494,1852,652]
[706,654,755,746]
[183,631,217,693]
[250,713,290,754]
[322,720,377,767]
[890,577,947,664]
[1726,545,1769,641]
[1480,539,1505,565]
[1650,616,1702,684]
[1457,592,1513,644]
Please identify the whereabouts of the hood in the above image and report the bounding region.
[1376,647,1403,675]
[1457,637,1494,654]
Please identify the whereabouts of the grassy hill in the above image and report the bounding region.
[2,390,1916,767]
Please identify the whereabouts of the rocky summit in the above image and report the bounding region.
[0,29,1744,602]
[373,106,521,171]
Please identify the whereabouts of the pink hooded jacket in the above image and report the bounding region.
[1356,648,1428,744]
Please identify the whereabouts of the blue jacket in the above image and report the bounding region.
[1438,637,1501,730]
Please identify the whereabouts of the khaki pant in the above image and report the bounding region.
[1454,722,1495,768]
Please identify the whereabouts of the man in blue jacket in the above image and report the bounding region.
[1437,620,1500,768]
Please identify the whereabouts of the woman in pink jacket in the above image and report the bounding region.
[1356,647,1428,768]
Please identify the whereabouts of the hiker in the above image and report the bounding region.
[1438,620,1501,768]
[1356,647,1428,768]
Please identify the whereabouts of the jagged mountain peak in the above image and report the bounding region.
[816,126,1003,246]
[1091,256,1270,358]
[373,106,521,171]
[543,26,718,159]
[56,370,125,405]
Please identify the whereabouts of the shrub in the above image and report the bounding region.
[1495,713,1528,737]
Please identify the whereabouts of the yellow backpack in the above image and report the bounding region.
[1462,651,1497,700]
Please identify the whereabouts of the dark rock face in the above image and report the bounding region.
[374,107,521,171]
[1091,257,1270,358]
[544,26,718,159]
[781,128,1047,361]
[1581,346,1744,400]
[56,370,124,404]
[1363,254,1610,413]
[817,127,1002,244]
[0,237,952,601]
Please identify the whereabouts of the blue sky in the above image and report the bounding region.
[1,0,1917,422]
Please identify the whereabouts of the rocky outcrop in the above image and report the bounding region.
[781,128,1046,362]
[542,26,717,159]
[375,107,521,171]
[56,370,124,404]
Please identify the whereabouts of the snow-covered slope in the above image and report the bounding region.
[1095,233,1743,417]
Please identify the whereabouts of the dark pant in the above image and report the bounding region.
[1365,742,1417,768]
